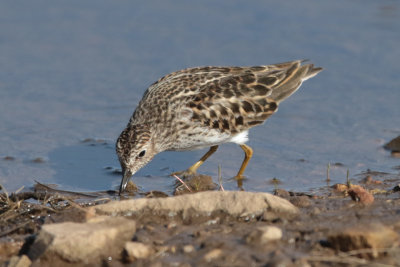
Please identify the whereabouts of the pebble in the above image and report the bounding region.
[261,211,280,222]
[183,245,195,253]
[246,225,283,245]
[393,184,400,192]
[203,248,223,262]
[31,157,45,163]
[274,189,290,199]
[311,207,321,215]
[125,242,154,262]
[348,185,374,205]
[332,183,348,192]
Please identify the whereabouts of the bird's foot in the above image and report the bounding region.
[232,175,247,190]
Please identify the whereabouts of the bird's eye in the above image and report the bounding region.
[138,150,146,158]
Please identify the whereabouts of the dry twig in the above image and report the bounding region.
[173,175,192,192]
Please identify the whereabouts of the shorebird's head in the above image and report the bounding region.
[116,124,155,194]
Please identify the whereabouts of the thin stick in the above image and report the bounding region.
[173,175,192,192]
[218,164,224,191]
[326,163,331,182]
[15,186,24,194]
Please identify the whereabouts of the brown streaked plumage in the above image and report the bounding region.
[116,60,322,193]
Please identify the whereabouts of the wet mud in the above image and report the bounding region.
[1,168,400,266]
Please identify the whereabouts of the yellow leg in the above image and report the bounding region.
[187,145,218,173]
[235,144,253,179]
[172,146,218,177]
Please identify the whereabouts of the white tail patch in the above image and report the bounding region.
[229,130,249,145]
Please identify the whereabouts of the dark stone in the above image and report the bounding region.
[384,136,400,152]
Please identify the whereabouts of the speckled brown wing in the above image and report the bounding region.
[185,75,278,135]
[131,60,322,135]
[179,60,322,134]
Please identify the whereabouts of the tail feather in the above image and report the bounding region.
[269,61,323,103]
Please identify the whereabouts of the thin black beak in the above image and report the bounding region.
[119,169,133,195]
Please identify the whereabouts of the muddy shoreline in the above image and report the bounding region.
[0,167,399,266]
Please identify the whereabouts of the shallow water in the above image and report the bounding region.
[0,0,399,193]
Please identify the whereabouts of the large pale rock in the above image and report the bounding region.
[92,191,298,218]
[28,216,136,264]
[328,223,399,259]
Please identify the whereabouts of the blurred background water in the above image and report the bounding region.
[0,0,399,193]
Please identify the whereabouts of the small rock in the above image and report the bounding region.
[348,185,374,205]
[124,242,154,262]
[167,222,177,229]
[31,157,45,163]
[124,180,139,193]
[311,207,321,215]
[174,174,216,195]
[261,211,280,222]
[81,138,95,143]
[203,248,223,262]
[393,184,400,192]
[260,226,283,242]
[246,225,283,244]
[332,183,348,192]
[183,245,195,253]
[169,246,177,253]
[384,136,400,152]
[274,189,290,199]
[28,216,136,264]
[328,223,398,259]
[6,255,31,267]
[290,196,311,208]
[333,162,344,167]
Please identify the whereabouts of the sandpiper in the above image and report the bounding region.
[116,60,322,193]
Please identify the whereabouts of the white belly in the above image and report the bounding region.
[170,129,249,151]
